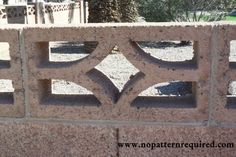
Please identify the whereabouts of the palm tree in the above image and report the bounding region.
[88,0,120,23]
[85,0,139,53]
[85,0,121,53]
[118,0,138,22]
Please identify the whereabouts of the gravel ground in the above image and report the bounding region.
[0,41,236,96]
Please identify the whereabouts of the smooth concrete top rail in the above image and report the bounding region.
[0,22,235,125]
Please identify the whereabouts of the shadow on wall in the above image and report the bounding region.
[155,82,192,96]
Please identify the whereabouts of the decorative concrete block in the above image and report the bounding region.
[24,23,211,122]
[0,27,24,117]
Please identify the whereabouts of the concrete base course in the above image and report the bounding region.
[0,121,235,156]
[0,121,117,157]
[119,125,236,157]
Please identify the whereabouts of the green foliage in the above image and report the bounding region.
[136,0,175,22]
[202,12,227,22]
[226,16,236,21]
[136,0,236,22]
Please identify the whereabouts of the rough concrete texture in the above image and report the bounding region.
[24,23,212,122]
[0,22,235,123]
[0,22,236,156]
[210,24,236,123]
[0,27,24,117]
[1,2,82,24]
[119,126,236,157]
[0,122,117,157]
[0,121,235,157]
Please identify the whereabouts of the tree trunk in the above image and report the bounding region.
[88,0,120,23]
[85,0,121,53]
[118,0,138,22]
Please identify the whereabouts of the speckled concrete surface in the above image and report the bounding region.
[49,41,236,96]
[0,28,24,117]
[0,121,235,157]
[47,41,196,96]
[1,40,236,95]
[0,122,117,157]
[119,125,236,157]
[0,23,236,157]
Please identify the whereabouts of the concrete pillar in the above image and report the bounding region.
[85,1,88,23]
[80,0,84,23]
[35,0,45,24]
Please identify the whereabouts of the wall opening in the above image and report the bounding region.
[0,79,14,105]
[0,42,10,68]
[131,81,196,108]
[226,81,236,109]
[137,40,195,62]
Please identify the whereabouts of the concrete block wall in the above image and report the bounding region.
[43,2,81,24]
[0,27,24,117]
[0,22,236,156]
[0,5,7,24]
[0,1,83,24]
[6,5,28,24]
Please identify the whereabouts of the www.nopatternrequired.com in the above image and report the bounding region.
[118,141,234,150]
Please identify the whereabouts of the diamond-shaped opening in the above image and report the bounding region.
[95,46,140,92]
[229,41,236,68]
[0,79,14,105]
[226,81,236,109]
[49,41,97,62]
[131,81,196,108]
[136,41,196,66]
[39,79,100,106]
[0,42,10,68]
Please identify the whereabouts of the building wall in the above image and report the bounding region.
[0,0,84,24]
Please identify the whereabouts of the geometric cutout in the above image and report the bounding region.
[137,41,194,62]
[226,81,236,109]
[49,41,96,62]
[95,48,139,92]
[51,79,93,95]
[139,81,192,96]
[0,42,10,68]
[131,41,197,69]
[39,79,101,106]
[228,81,236,96]
[0,79,14,105]
[229,40,236,62]
[25,25,210,122]
[132,81,196,108]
